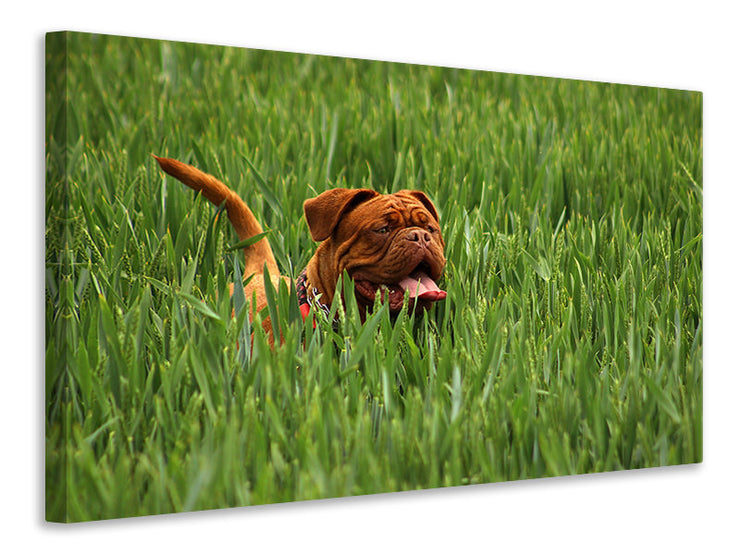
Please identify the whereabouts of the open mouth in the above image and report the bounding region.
[353,262,447,311]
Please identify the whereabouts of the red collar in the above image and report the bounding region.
[295,268,330,322]
[295,269,311,320]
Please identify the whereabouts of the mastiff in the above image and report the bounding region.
[154,156,447,342]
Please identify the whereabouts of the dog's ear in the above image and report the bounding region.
[304,188,379,241]
[399,190,440,222]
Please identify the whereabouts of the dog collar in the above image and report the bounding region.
[296,268,330,321]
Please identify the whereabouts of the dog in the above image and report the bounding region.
[154,155,447,343]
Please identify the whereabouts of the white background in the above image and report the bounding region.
[4,1,737,552]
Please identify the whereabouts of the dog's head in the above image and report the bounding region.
[304,188,446,312]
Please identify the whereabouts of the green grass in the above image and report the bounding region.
[45,31,702,522]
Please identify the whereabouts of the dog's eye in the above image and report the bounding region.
[376,226,390,234]
[427,225,437,233]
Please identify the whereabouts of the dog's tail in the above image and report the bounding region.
[153,155,278,278]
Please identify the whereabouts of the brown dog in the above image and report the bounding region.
[154,156,447,341]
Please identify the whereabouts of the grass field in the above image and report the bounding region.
[45,32,702,522]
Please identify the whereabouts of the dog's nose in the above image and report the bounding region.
[406,229,431,245]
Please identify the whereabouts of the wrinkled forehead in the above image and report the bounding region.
[349,193,433,227]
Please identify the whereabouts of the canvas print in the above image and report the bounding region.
[45,31,702,523]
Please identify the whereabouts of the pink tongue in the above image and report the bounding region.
[398,271,447,301]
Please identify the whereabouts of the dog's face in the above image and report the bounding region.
[304,188,447,312]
